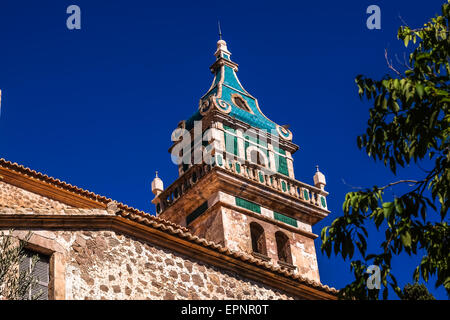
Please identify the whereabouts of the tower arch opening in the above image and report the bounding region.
[250,222,267,256]
[275,231,292,265]
[246,146,268,167]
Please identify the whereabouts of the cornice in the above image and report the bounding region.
[210,57,239,73]
[0,158,187,232]
[204,110,300,154]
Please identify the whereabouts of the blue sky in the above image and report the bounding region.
[0,0,447,299]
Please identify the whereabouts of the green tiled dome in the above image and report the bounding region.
[185,39,290,139]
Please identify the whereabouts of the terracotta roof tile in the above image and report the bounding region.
[0,158,187,232]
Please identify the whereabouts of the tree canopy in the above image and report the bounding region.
[401,282,436,300]
[0,230,41,300]
[321,1,449,299]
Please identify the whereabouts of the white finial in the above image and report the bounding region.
[313,166,326,190]
[217,39,229,52]
[151,171,164,196]
[215,24,231,59]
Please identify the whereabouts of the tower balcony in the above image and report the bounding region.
[153,156,329,228]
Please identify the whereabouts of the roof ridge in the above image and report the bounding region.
[0,158,187,232]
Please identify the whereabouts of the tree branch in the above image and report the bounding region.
[341,178,364,190]
[395,52,413,71]
[380,179,420,190]
[385,49,403,77]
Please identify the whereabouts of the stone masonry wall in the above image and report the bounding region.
[63,229,295,300]
[0,227,296,300]
[0,181,106,216]
[222,207,320,282]
[188,207,226,247]
[0,181,296,300]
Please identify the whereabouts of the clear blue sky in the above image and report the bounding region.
[0,0,447,299]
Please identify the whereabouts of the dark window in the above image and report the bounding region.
[233,96,251,112]
[250,222,267,256]
[19,249,49,300]
[186,201,209,225]
[275,231,292,264]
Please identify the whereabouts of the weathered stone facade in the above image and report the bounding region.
[0,175,336,300]
[158,170,324,282]
[220,207,320,282]
[182,190,320,282]
[52,229,295,300]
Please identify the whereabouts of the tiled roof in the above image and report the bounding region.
[0,158,337,296]
[0,158,187,232]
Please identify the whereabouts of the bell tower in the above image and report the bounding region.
[151,37,330,282]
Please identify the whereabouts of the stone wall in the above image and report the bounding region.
[221,207,320,282]
[0,181,297,300]
[0,227,296,300]
[156,188,321,284]
[0,181,73,214]
[186,191,320,283]
[63,229,295,300]
[188,207,225,247]
[0,181,106,216]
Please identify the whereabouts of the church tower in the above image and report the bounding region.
[151,37,330,282]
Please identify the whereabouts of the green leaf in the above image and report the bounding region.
[335,4,450,299]
[415,83,425,99]
[401,232,412,248]
[382,202,394,219]
[394,198,404,215]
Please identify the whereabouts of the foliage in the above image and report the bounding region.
[321,1,450,299]
[0,230,41,300]
[401,282,436,300]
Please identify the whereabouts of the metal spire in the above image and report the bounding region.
[218,20,223,40]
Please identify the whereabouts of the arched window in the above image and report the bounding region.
[275,231,292,264]
[246,146,268,167]
[249,150,265,166]
[250,222,267,256]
